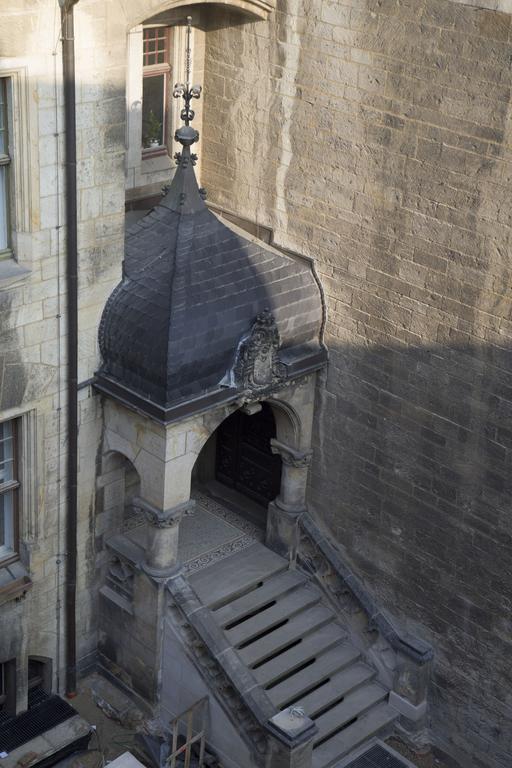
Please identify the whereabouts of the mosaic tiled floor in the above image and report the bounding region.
[123,489,264,575]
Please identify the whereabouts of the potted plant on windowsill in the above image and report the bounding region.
[143,110,162,149]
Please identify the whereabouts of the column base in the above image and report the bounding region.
[141,561,183,582]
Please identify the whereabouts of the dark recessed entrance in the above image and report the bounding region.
[215,403,282,507]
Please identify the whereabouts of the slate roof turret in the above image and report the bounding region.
[94,21,326,423]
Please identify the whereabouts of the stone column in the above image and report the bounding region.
[137,498,195,579]
[266,440,312,562]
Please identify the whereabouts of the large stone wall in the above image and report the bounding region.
[2,0,511,765]
[200,1,512,766]
[0,0,247,701]
[0,0,126,693]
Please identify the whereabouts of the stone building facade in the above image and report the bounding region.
[0,0,511,767]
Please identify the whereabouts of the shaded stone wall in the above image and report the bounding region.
[0,0,126,691]
[201,2,512,766]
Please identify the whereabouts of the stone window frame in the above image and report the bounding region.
[0,409,38,569]
[0,410,35,605]
[0,418,20,566]
[0,66,33,287]
[0,77,13,260]
[27,656,52,706]
[141,26,174,155]
[126,22,190,196]
[0,658,16,719]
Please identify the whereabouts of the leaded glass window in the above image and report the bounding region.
[0,421,18,562]
[0,79,11,257]
[142,27,173,151]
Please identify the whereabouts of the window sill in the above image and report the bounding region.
[0,259,30,290]
[0,560,32,607]
[140,152,172,174]
[142,147,167,158]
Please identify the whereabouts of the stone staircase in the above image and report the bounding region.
[188,544,397,768]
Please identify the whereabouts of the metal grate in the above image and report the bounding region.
[0,710,12,726]
[343,743,417,768]
[0,695,77,753]
[28,686,50,709]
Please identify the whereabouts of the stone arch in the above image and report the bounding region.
[124,0,271,30]
[192,401,282,512]
[98,449,142,536]
[265,397,302,450]
[192,387,310,489]
[27,656,53,701]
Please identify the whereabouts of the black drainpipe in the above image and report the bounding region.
[59,0,79,698]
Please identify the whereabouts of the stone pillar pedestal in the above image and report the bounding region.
[267,707,316,768]
[266,440,312,562]
[137,498,195,579]
[390,650,432,751]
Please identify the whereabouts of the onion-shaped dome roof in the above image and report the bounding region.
[94,79,326,423]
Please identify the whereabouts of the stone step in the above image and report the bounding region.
[187,537,397,768]
[240,603,336,668]
[313,682,388,745]
[268,643,361,709]
[311,702,398,768]
[249,611,340,681]
[213,569,307,628]
[226,584,320,648]
[297,663,376,719]
[189,543,287,608]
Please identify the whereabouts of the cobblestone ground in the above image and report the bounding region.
[60,678,142,767]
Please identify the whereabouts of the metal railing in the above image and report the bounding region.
[167,696,208,768]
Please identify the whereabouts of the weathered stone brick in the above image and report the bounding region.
[201,3,512,765]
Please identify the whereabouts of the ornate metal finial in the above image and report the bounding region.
[172,16,202,128]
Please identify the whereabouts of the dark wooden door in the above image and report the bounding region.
[215,404,282,506]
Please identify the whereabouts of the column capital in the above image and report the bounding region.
[271,439,313,468]
[134,497,196,528]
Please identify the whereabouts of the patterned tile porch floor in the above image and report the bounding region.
[123,489,264,575]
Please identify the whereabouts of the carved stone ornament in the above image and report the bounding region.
[134,497,196,529]
[106,555,134,601]
[271,439,313,468]
[232,309,286,390]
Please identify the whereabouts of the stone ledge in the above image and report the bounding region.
[99,585,134,615]
[389,692,428,723]
[0,259,30,290]
[448,0,512,13]
[300,514,433,664]
[105,534,145,568]
[0,561,32,607]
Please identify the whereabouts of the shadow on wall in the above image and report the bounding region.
[309,338,512,764]
[0,292,42,411]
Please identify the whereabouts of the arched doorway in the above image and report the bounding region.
[193,403,282,524]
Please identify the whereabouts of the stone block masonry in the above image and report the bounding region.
[200,1,512,766]
[0,0,127,702]
[1,1,511,766]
